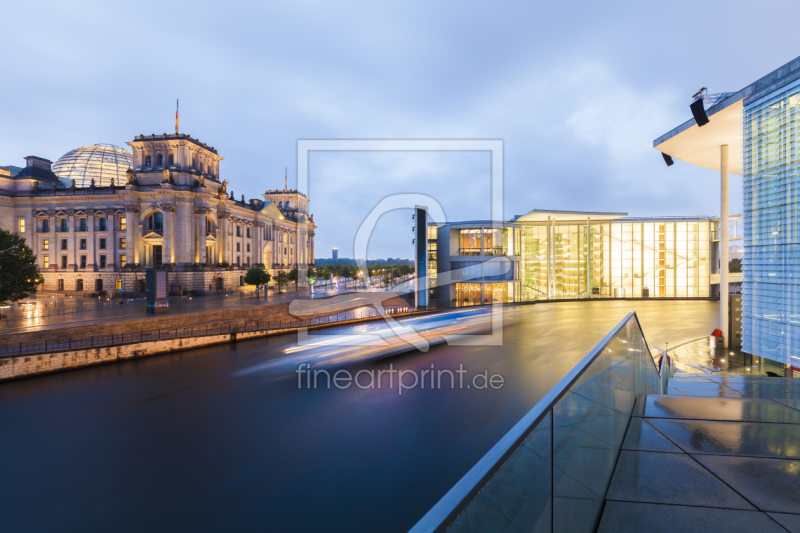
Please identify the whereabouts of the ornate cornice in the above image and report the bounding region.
[66,209,75,216]
[194,206,211,214]
[161,203,177,213]
[218,212,231,220]
[125,205,140,213]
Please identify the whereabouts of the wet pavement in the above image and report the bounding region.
[0,300,717,533]
[600,392,800,532]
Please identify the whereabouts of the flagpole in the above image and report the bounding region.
[176,99,179,134]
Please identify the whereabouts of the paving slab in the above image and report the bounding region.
[598,502,785,533]
[606,450,754,510]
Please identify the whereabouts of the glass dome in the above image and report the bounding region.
[52,144,133,187]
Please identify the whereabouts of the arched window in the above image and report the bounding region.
[147,212,163,231]
[285,200,291,209]
[157,154,163,166]
[279,201,283,209]
[168,153,174,165]
[145,155,152,166]
[192,156,196,169]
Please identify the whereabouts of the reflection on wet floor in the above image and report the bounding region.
[663,337,796,379]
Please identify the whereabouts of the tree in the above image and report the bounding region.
[275,271,289,293]
[288,266,299,289]
[244,267,270,296]
[0,228,43,304]
[729,258,742,273]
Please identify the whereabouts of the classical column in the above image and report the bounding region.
[162,204,176,264]
[196,207,207,265]
[87,209,96,270]
[218,212,229,264]
[109,213,117,270]
[125,206,138,266]
[721,144,730,348]
[174,202,192,266]
[67,210,76,269]
[47,210,56,269]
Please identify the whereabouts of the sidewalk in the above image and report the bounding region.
[598,378,800,532]
[0,287,350,334]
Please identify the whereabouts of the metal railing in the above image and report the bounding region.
[409,312,660,533]
[457,247,507,256]
[0,306,412,357]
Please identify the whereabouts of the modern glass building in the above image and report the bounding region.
[742,77,800,361]
[426,211,718,307]
[655,54,800,368]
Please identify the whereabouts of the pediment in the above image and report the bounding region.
[142,231,164,243]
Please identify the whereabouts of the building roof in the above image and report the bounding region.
[512,209,627,223]
[131,133,219,155]
[653,54,800,175]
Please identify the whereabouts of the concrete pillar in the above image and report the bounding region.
[721,144,730,348]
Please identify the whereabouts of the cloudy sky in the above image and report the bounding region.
[3,0,798,259]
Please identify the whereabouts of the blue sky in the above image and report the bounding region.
[3,0,799,258]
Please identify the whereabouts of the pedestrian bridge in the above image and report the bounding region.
[410,313,800,533]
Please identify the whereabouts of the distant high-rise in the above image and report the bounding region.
[332,247,338,260]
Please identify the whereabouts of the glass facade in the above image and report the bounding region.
[52,144,133,187]
[520,219,710,301]
[742,80,800,364]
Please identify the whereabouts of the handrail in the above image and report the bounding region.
[409,311,657,533]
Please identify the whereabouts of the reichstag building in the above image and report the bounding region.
[0,133,316,294]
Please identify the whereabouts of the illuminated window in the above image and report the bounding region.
[119,237,126,249]
[43,257,49,268]
[120,256,127,267]
[120,217,126,231]
[18,218,25,233]
[42,239,49,250]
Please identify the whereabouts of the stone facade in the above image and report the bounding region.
[0,133,316,294]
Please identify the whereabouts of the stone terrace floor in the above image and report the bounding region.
[598,374,800,533]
